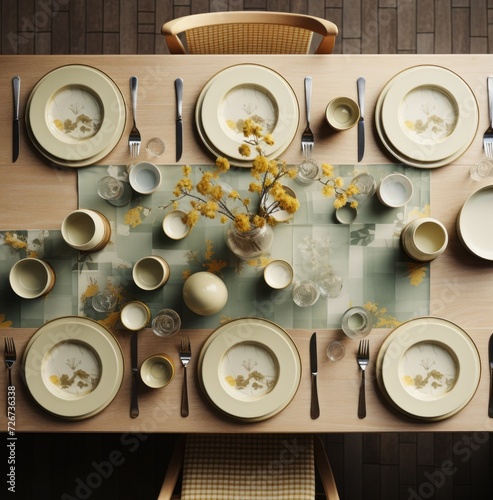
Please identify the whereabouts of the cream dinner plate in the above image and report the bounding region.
[28,65,126,162]
[375,66,479,168]
[376,317,480,420]
[22,316,124,419]
[381,66,478,162]
[198,317,301,421]
[456,185,493,260]
[196,64,299,165]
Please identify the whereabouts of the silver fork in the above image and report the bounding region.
[179,336,191,417]
[4,337,16,388]
[484,76,493,158]
[301,76,314,158]
[357,339,369,419]
[129,76,141,158]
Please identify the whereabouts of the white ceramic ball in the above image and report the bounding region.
[182,272,228,316]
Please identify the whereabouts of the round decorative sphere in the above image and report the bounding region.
[182,272,228,316]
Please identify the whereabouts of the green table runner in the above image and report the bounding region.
[0,164,430,330]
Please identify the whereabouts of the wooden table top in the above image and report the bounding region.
[1,54,493,433]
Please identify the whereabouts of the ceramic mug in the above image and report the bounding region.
[132,255,170,291]
[325,96,360,131]
[128,162,162,195]
[9,258,56,299]
[140,354,174,389]
[377,173,414,208]
[61,209,111,252]
[401,217,448,262]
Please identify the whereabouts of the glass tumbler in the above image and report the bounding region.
[97,176,132,206]
[470,159,493,181]
[296,158,320,185]
[91,289,118,313]
[326,341,346,361]
[292,280,320,307]
[152,308,182,337]
[341,306,373,339]
[316,269,343,298]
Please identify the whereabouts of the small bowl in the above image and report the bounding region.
[9,258,56,299]
[132,255,170,291]
[335,204,357,224]
[128,162,162,195]
[162,210,191,240]
[182,272,228,316]
[326,97,360,131]
[377,173,414,208]
[120,300,151,330]
[263,260,294,289]
[140,354,174,389]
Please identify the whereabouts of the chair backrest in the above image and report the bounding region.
[157,433,340,500]
[162,11,338,55]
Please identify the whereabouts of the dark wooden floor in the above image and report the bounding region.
[1,0,492,498]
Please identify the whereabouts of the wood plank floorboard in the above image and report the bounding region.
[0,0,492,497]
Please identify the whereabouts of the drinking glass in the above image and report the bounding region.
[91,289,118,312]
[316,269,343,298]
[152,308,182,337]
[326,341,346,361]
[351,173,377,204]
[97,176,132,206]
[295,158,320,185]
[341,306,373,339]
[292,280,320,307]
[470,159,493,181]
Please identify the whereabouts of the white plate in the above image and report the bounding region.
[22,316,124,419]
[196,64,299,166]
[27,65,126,164]
[457,185,493,260]
[197,317,301,421]
[376,317,480,420]
[375,65,479,168]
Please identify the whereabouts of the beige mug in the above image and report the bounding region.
[401,217,448,262]
[9,258,56,299]
[132,255,170,291]
[61,209,111,253]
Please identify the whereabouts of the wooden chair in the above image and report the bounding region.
[161,11,338,55]
[157,434,340,500]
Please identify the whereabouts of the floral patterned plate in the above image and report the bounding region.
[27,65,126,162]
[22,316,124,419]
[375,65,478,168]
[380,66,478,162]
[197,317,301,421]
[197,64,299,164]
[376,316,480,420]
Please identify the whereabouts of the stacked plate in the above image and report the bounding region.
[376,317,480,421]
[375,65,479,168]
[457,184,493,260]
[26,65,126,168]
[22,316,124,420]
[195,64,299,167]
[197,318,301,421]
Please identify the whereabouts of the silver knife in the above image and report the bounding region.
[12,76,20,163]
[175,78,183,162]
[130,331,139,418]
[489,333,493,418]
[357,77,365,162]
[310,332,320,419]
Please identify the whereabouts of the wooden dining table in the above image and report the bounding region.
[1,53,493,434]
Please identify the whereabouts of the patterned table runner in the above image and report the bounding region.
[0,163,430,330]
